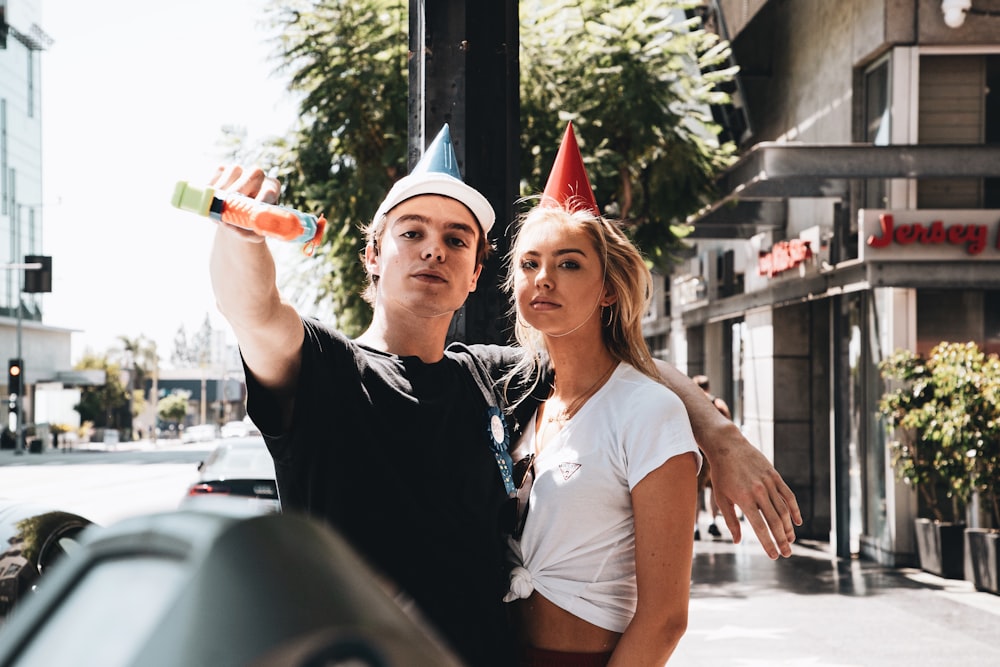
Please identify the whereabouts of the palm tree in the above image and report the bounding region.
[113,335,160,439]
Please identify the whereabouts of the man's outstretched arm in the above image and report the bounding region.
[208,166,305,428]
[655,360,803,559]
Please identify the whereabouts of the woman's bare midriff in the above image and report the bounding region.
[511,591,621,653]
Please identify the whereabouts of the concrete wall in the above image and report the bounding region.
[732,0,884,145]
[740,307,774,461]
[725,0,1000,148]
[0,318,73,386]
[771,302,820,535]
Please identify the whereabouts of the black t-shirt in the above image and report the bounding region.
[246,318,523,667]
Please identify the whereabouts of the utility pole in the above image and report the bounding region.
[3,257,42,456]
[408,0,520,345]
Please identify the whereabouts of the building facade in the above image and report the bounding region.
[662,0,1000,563]
[1,0,73,444]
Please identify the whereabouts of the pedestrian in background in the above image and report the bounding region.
[693,374,731,539]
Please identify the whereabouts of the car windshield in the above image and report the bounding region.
[203,440,274,479]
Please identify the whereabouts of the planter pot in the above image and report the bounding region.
[913,518,965,579]
[964,528,1000,595]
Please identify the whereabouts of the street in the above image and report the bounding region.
[0,440,210,525]
[2,442,1000,666]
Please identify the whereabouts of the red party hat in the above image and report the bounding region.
[541,122,599,215]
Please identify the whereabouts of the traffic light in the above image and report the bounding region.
[24,255,52,293]
[8,358,23,396]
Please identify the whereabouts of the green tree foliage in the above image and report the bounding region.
[171,324,194,367]
[878,342,1000,526]
[260,0,735,334]
[73,354,130,429]
[112,335,158,418]
[158,391,191,425]
[192,314,215,366]
[170,315,217,368]
[264,0,410,335]
[519,1,736,267]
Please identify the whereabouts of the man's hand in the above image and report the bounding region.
[208,165,282,243]
[706,423,802,559]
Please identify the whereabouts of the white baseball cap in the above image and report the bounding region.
[371,125,496,235]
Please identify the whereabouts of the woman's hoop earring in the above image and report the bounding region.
[603,306,614,327]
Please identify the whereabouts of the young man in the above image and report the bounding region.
[209,126,800,666]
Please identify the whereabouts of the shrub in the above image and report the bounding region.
[878,341,1000,527]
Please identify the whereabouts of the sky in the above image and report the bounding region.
[40,0,299,363]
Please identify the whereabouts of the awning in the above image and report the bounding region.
[688,143,1000,238]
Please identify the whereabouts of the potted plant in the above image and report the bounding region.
[878,341,999,581]
[963,349,1000,594]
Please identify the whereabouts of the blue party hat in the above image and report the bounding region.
[373,124,495,234]
[410,124,463,180]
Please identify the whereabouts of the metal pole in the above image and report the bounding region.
[410,0,519,345]
[200,364,207,426]
[407,0,426,168]
[14,204,23,455]
[0,260,40,456]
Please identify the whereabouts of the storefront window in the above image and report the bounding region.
[833,291,889,558]
[863,59,890,210]
[834,294,865,557]
[865,293,888,549]
[845,57,891,266]
[730,319,745,426]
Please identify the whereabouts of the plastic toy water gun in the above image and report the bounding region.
[171,181,327,256]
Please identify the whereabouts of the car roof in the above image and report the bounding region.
[199,436,275,480]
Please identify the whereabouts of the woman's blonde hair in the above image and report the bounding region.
[500,204,659,406]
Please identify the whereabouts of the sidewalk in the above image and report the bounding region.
[674,515,1000,666]
[0,437,193,464]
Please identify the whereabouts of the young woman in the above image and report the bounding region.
[502,124,701,666]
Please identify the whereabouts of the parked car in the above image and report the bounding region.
[219,419,260,439]
[0,499,94,623]
[181,435,280,513]
[0,509,462,666]
[155,421,180,440]
[181,423,220,444]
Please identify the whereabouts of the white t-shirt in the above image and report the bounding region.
[504,362,700,632]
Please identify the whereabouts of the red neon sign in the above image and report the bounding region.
[758,239,813,277]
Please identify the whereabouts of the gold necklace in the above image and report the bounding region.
[544,361,617,424]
